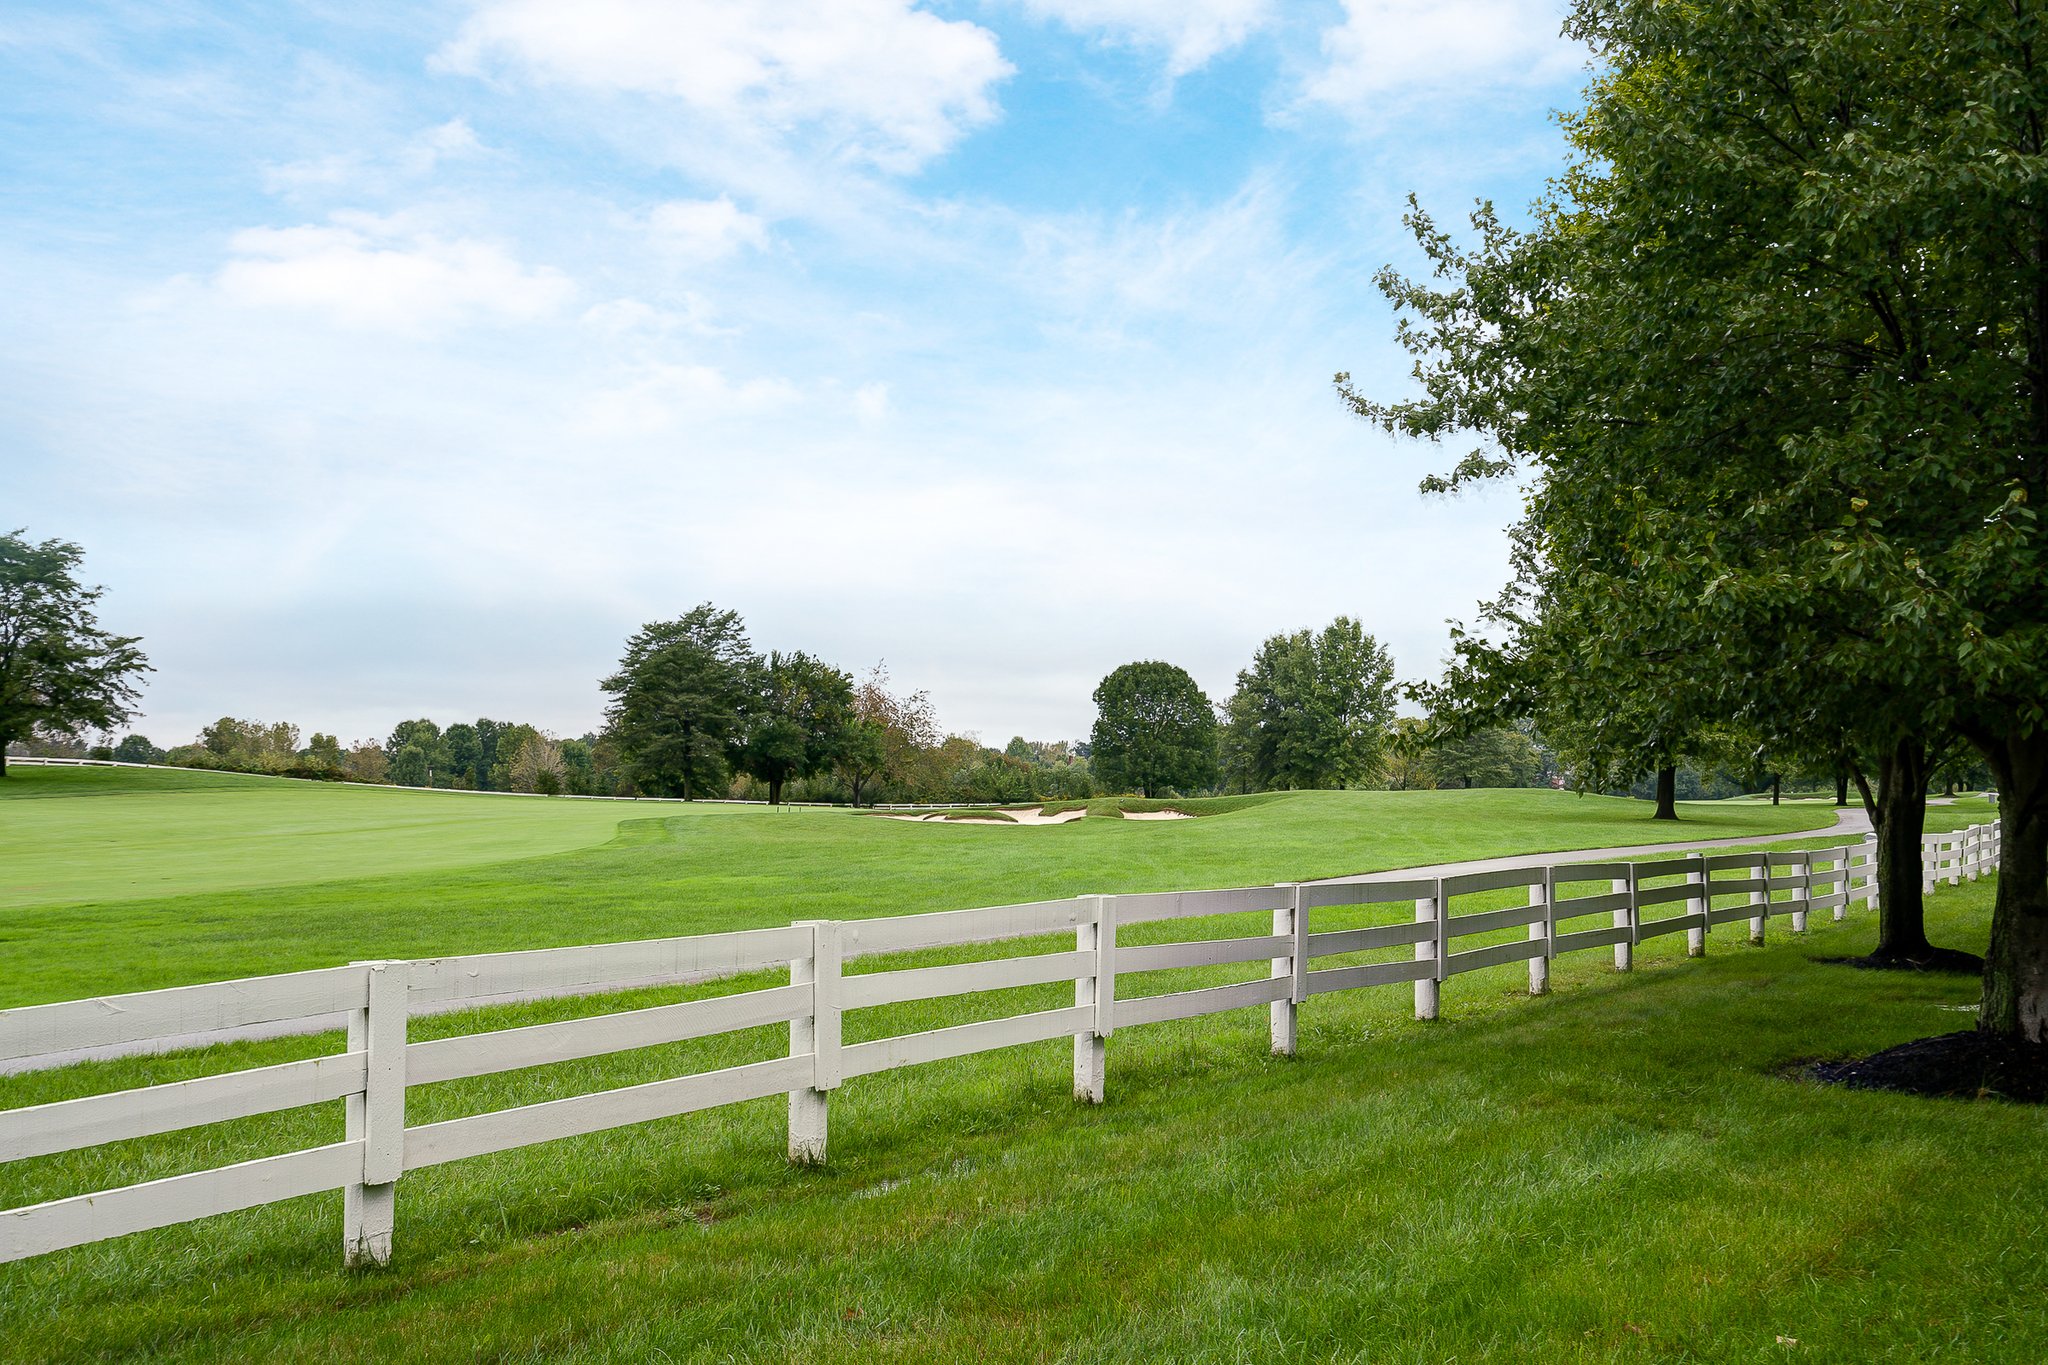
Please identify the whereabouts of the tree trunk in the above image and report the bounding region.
[1653,765,1678,820]
[1980,727,2048,1043]
[1836,772,1849,807]
[1871,737,1933,961]
[1771,776,1781,806]
[768,776,783,805]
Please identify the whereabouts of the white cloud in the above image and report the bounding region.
[213,212,574,333]
[1304,0,1581,106]
[581,360,801,436]
[647,196,768,260]
[437,0,1012,173]
[853,381,891,423]
[1017,0,1272,75]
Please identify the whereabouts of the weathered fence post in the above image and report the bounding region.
[1862,833,1880,912]
[787,920,841,1165]
[1270,885,1302,1057]
[1527,876,1550,996]
[1686,857,1707,957]
[343,960,407,1268]
[1074,895,1112,1103]
[1414,885,1441,1021]
[1790,850,1811,934]
[1830,847,1849,921]
[1748,853,1767,946]
[1612,872,1633,971]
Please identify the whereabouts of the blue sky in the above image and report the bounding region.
[3,1,1587,748]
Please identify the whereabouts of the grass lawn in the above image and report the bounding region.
[1,771,2021,1362]
[0,766,1839,1006]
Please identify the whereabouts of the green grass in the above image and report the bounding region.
[0,872,2030,1360]
[0,766,1837,1005]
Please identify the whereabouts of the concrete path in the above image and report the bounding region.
[1316,805,1871,887]
[3,807,1872,1074]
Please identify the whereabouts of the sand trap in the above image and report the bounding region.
[1120,808,1192,820]
[883,807,1087,825]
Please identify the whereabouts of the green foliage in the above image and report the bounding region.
[742,651,855,805]
[383,719,449,788]
[1424,725,1544,791]
[1089,660,1220,797]
[0,531,149,775]
[1223,617,1397,790]
[601,604,758,800]
[110,734,160,765]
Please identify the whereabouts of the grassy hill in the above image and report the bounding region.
[0,765,1843,1004]
[1,769,2023,1362]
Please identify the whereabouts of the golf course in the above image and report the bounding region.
[1,766,2034,1362]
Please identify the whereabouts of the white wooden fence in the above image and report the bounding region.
[0,824,2001,1269]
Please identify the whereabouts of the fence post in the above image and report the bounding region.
[1414,885,1441,1021]
[787,920,841,1166]
[1862,833,1880,912]
[1686,856,1707,957]
[1612,871,1633,971]
[1074,895,1112,1103]
[343,960,407,1269]
[1270,885,1303,1057]
[1790,850,1812,934]
[1830,846,1848,921]
[1748,852,1768,945]
[1527,875,1550,996]
[1922,834,1938,894]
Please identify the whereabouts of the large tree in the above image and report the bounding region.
[1347,1,2048,1029]
[0,531,149,777]
[836,665,941,805]
[601,604,760,800]
[1223,617,1398,790]
[1089,661,1219,798]
[742,651,855,804]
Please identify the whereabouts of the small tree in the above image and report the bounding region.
[112,734,161,765]
[837,665,940,805]
[601,604,760,800]
[0,532,150,777]
[742,651,855,805]
[1089,661,1219,798]
[507,730,567,795]
[1224,617,1398,790]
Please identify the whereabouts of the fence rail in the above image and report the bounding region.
[0,823,2003,1269]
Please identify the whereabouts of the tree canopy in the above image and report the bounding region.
[601,604,760,800]
[1344,0,2048,1037]
[1089,661,1219,798]
[1222,617,1397,790]
[0,531,149,777]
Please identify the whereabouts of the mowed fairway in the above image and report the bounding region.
[0,766,634,909]
[0,766,1841,1005]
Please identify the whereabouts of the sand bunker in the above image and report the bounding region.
[1121,809,1193,820]
[884,806,1087,825]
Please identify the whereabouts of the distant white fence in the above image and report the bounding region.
[0,824,2002,1269]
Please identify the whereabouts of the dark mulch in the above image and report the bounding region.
[1816,947,1985,975]
[1806,1030,2048,1102]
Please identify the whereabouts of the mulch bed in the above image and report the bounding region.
[1806,1030,2048,1103]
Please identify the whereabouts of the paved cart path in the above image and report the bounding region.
[3,807,1873,1074]
[1317,806,1872,887]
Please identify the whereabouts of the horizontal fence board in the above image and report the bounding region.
[1443,938,1546,975]
[1704,904,1758,926]
[409,927,808,1007]
[1552,890,1630,919]
[1112,977,1291,1029]
[1116,935,1290,975]
[1705,875,1766,896]
[404,1056,809,1171]
[1304,959,1436,995]
[1551,861,1631,883]
[1113,886,1289,926]
[1766,875,1807,892]
[0,967,369,1064]
[407,985,809,1087]
[1440,867,1546,897]
[842,900,1090,958]
[1637,912,1706,940]
[1297,878,1435,910]
[0,1052,367,1163]
[0,1140,363,1264]
[1304,922,1434,957]
[1636,883,1703,908]
[839,1006,1092,1079]
[1702,854,1767,873]
[1553,924,1633,954]
[1444,904,1546,938]
[840,952,1092,1011]
[1810,891,1849,911]
[1633,858,1701,881]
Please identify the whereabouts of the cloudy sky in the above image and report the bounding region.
[5,1,1586,748]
